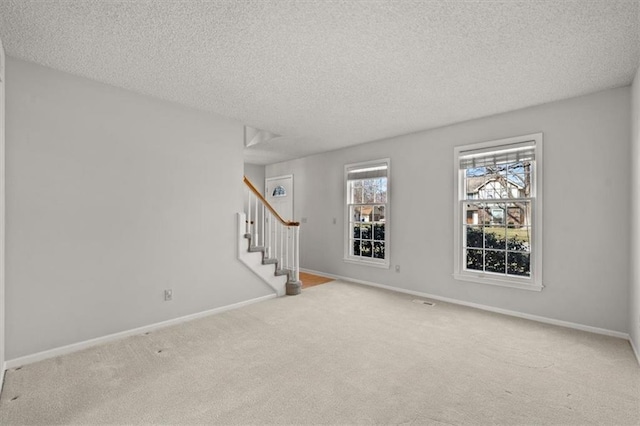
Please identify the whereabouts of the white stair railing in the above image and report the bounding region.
[243,176,301,295]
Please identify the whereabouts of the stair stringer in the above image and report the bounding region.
[237,212,287,296]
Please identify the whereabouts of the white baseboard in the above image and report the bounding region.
[301,268,630,341]
[630,336,640,366]
[5,294,276,369]
[0,362,5,394]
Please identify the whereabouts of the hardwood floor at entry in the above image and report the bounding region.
[300,272,334,288]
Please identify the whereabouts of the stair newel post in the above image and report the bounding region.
[265,212,270,258]
[253,193,258,245]
[243,187,248,235]
[294,225,300,282]
[285,223,302,296]
[287,226,293,272]
[286,226,291,272]
[273,220,277,262]
[283,226,288,271]
[261,204,265,251]
[274,219,278,265]
[279,221,284,271]
[247,191,252,238]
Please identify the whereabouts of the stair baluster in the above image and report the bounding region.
[241,176,301,296]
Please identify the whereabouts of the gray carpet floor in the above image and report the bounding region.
[1,280,638,425]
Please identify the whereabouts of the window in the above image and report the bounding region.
[454,134,543,291]
[272,185,286,197]
[345,159,390,267]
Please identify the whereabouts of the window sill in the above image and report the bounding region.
[344,258,390,269]
[453,273,543,292]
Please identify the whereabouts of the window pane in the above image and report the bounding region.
[352,240,361,256]
[360,224,372,240]
[359,205,372,222]
[505,162,532,198]
[466,226,483,248]
[485,250,506,273]
[352,223,361,239]
[361,240,372,257]
[484,227,505,249]
[466,249,483,271]
[375,178,387,203]
[350,181,363,204]
[373,223,385,241]
[363,180,376,203]
[506,206,523,227]
[507,252,530,276]
[482,181,507,199]
[373,205,385,221]
[466,167,508,199]
[373,241,385,259]
[351,206,361,222]
[507,227,531,252]
[465,169,485,198]
[466,206,479,224]
[481,204,493,225]
[481,203,505,226]
[490,207,504,225]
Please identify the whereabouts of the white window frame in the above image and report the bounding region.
[344,158,390,269]
[453,133,543,291]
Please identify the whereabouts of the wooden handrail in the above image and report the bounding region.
[243,176,300,227]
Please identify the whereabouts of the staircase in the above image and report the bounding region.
[238,176,302,296]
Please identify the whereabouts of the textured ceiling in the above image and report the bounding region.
[0,1,638,165]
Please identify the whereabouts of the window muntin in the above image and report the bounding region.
[454,134,542,290]
[345,160,390,266]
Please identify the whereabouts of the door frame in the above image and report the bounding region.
[265,174,294,220]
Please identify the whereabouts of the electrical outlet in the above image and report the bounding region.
[395,265,400,273]
[164,289,173,301]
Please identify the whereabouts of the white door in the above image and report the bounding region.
[265,175,293,221]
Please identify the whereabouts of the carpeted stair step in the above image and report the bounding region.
[275,268,290,277]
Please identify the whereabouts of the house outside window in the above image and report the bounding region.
[454,134,543,291]
[345,159,390,268]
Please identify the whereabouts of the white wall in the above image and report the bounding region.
[0,37,5,378]
[244,163,265,195]
[268,87,631,333]
[631,66,640,357]
[5,58,272,360]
